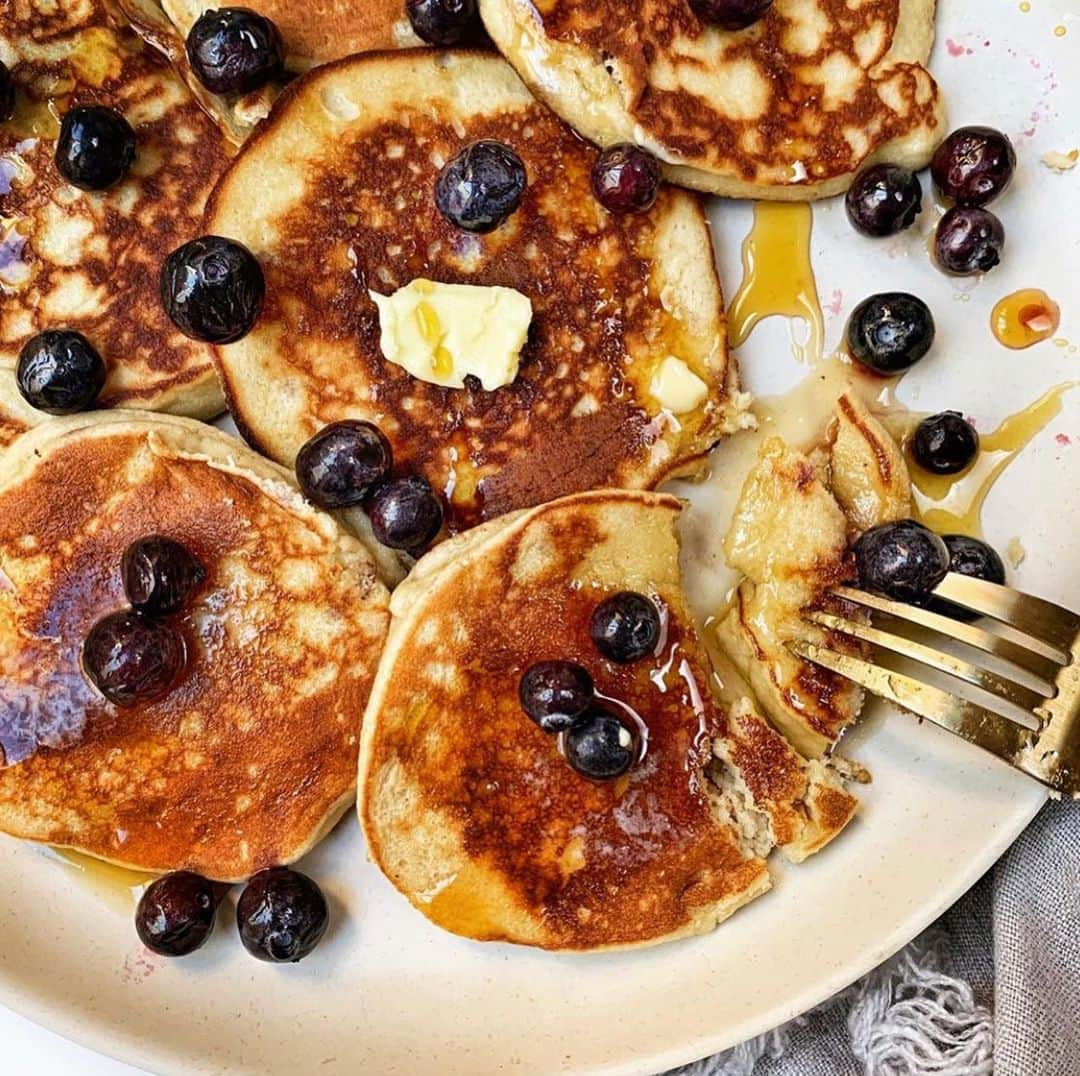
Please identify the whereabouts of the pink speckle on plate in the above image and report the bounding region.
[121,948,163,985]
[1055,433,1072,446]
[946,37,974,57]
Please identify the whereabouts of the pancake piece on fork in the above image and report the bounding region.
[359,489,856,951]
[0,412,389,882]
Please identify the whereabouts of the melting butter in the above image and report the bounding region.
[650,356,708,414]
[370,278,532,391]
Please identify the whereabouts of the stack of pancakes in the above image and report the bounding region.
[0,0,942,949]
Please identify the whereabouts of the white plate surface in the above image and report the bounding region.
[1,3,1077,1073]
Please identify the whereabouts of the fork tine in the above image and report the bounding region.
[790,640,1037,771]
[806,609,1052,715]
[934,573,1080,656]
[832,586,1066,680]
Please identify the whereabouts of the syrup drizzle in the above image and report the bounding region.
[47,848,156,913]
[726,203,825,364]
[991,289,1062,350]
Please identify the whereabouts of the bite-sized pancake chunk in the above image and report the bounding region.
[359,490,854,951]
[0,413,389,881]
[206,51,748,537]
[0,0,232,448]
[480,0,945,199]
[716,393,911,757]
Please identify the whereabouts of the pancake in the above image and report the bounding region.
[716,392,911,757]
[0,0,232,448]
[359,490,856,951]
[207,51,748,540]
[0,411,390,882]
[479,0,946,199]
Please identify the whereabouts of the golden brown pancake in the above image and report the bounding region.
[480,0,945,199]
[0,412,389,881]
[0,0,232,447]
[207,51,748,539]
[360,490,855,950]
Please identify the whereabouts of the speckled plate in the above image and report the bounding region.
[1,3,1077,1073]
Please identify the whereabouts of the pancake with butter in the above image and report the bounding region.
[479,0,945,199]
[208,50,748,538]
[359,490,855,950]
[0,412,389,882]
[716,392,911,757]
[0,0,232,448]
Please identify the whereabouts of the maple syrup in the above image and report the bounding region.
[726,203,824,364]
[991,289,1062,349]
[48,848,157,913]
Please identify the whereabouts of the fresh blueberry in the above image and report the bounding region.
[236,867,328,963]
[16,330,106,414]
[186,7,285,95]
[931,126,1016,207]
[911,412,980,475]
[564,708,637,781]
[295,421,392,510]
[55,105,136,191]
[122,536,206,617]
[435,141,527,233]
[135,872,219,957]
[934,206,1005,276]
[591,144,661,215]
[854,520,950,605]
[519,661,594,733]
[405,0,480,45]
[161,236,264,344]
[689,0,774,30]
[845,164,923,237]
[845,293,935,375]
[930,535,1007,622]
[82,610,186,707]
[590,591,661,664]
[0,60,14,123]
[368,476,443,552]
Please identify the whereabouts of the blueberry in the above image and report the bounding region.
[135,872,219,957]
[405,0,480,45]
[854,520,950,605]
[236,867,328,963]
[186,7,284,95]
[934,206,1005,276]
[689,0,774,30]
[368,476,443,552]
[82,610,186,707]
[0,60,14,123]
[931,126,1016,207]
[930,535,1007,622]
[519,661,594,733]
[161,236,264,344]
[845,164,923,237]
[845,292,935,375]
[591,144,661,215]
[122,536,206,617]
[55,105,136,191]
[590,591,661,664]
[564,708,637,781]
[911,412,979,475]
[295,421,392,510]
[16,330,106,414]
[435,141,527,233]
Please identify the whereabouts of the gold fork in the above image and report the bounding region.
[791,573,1080,798]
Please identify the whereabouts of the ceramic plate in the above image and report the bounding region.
[1,3,1077,1072]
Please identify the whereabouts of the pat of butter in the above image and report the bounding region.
[649,356,708,414]
[369,279,532,391]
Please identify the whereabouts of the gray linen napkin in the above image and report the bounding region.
[670,799,1079,1076]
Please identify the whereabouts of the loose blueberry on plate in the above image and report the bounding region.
[934,206,1005,276]
[590,591,661,664]
[845,292,935,375]
[591,144,661,215]
[186,7,285,95]
[122,536,206,617]
[82,610,186,707]
[368,475,444,552]
[295,421,392,509]
[161,235,265,343]
[406,0,480,45]
[854,519,950,605]
[930,535,1007,623]
[237,867,328,963]
[0,60,14,123]
[564,707,638,781]
[931,126,1016,207]
[910,411,980,475]
[55,105,136,191]
[435,140,527,233]
[845,163,923,237]
[519,661,594,733]
[16,329,106,414]
[136,871,219,957]
[689,0,774,30]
